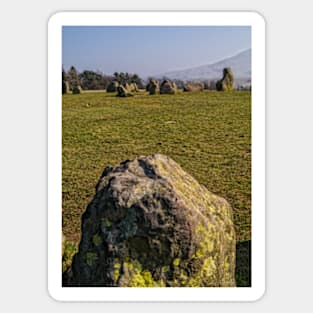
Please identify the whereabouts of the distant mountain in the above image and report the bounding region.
[156,49,251,86]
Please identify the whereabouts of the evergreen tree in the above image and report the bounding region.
[67,66,80,90]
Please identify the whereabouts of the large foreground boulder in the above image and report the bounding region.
[67,154,236,287]
[160,80,177,94]
[183,82,204,92]
[216,67,234,91]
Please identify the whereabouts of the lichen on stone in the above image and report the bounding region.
[92,234,103,246]
[86,252,98,267]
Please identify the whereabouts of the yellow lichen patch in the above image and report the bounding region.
[178,270,189,286]
[114,262,121,269]
[142,271,154,286]
[200,257,216,278]
[225,230,234,242]
[129,270,154,287]
[157,279,166,287]
[187,276,201,287]
[161,265,170,273]
[130,272,146,287]
[182,257,217,286]
[173,258,180,267]
[195,249,204,258]
[114,262,121,281]
[201,237,214,253]
[224,262,230,271]
[195,222,215,257]
[123,261,134,271]
[122,258,165,287]
[92,234,103,246]
[114,269,120,281]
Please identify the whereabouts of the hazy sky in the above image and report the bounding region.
[62,26,251,77]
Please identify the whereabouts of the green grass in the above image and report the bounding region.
[62,90,251,246]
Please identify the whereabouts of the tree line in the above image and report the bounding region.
[62,66,145,92]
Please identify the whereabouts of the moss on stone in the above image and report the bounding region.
[86,252,98,267]
[161,265,170,273]
[122,259,166,287]
[92,234,103,246]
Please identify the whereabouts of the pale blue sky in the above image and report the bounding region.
[62,26,251,77]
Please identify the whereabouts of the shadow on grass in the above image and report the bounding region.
[235,240,251,287]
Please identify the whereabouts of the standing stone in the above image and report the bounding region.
[147,79,159,95]
[160,80,177,94]
[72,85,82,94]
[216,67,234,91]
[106,81,119,92]
[68,154,236,287]
[116,85,133,97]
[183,82,204,92]
[62,81,70,94]
[124,82,138,92]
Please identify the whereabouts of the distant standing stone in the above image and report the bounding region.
[116,85,133,97]
[106,81,119,92]
[183,82,204,92]
[216,67,234,91]
[160,80,177,94]
[147,79,159,95]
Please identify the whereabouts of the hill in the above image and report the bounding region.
[157,49,251,86]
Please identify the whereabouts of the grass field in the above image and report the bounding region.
[63,90,251,241]
[62,90,251,279]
